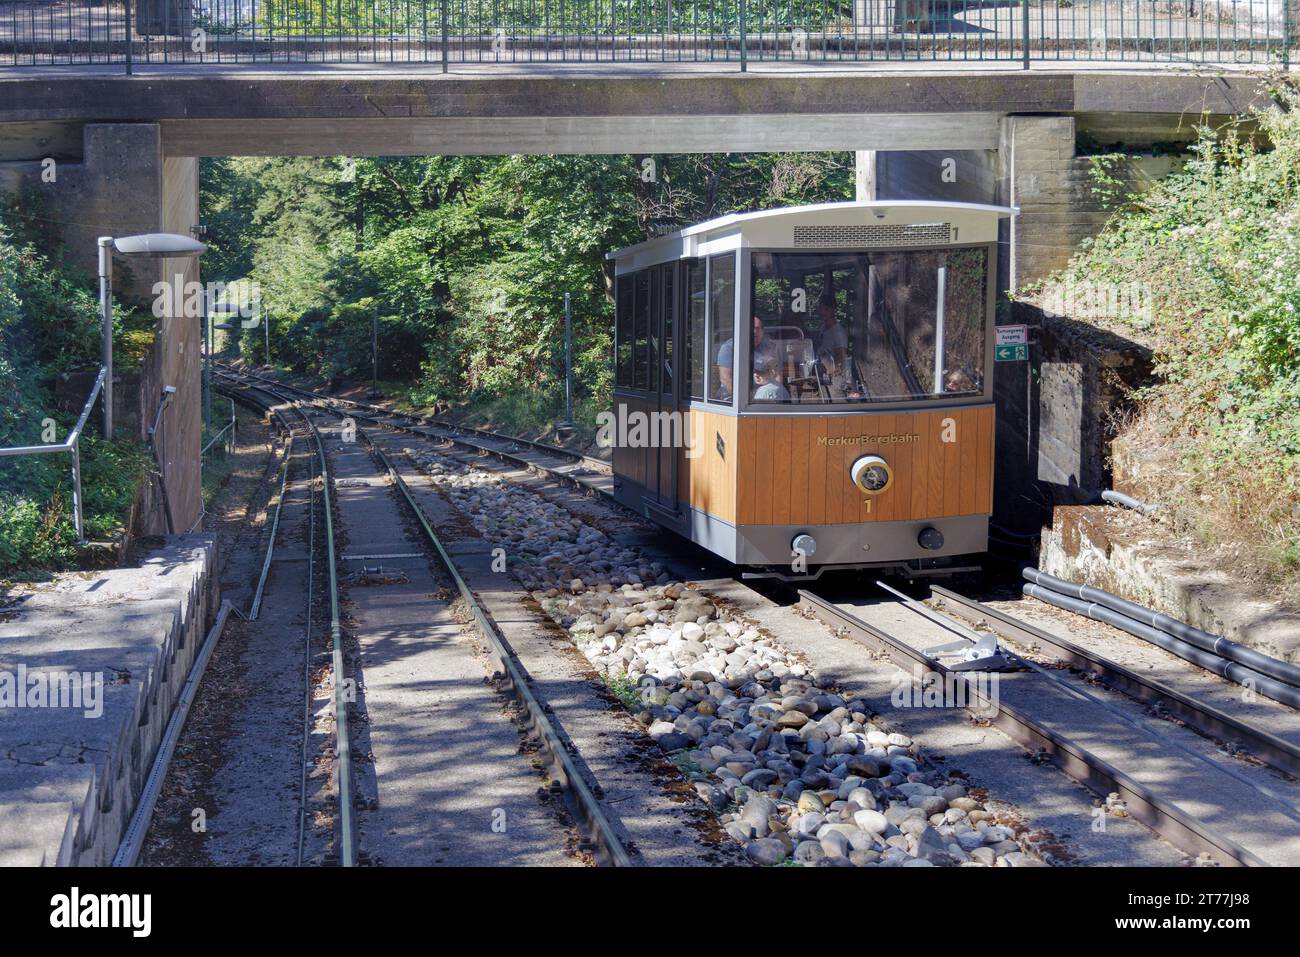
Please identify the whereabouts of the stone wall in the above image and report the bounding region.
[994,308,1154,534]
[0,537,217,866]
[1040,505,1300,666]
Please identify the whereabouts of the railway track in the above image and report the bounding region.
[217,371,633,867]
[799,585,1300,867]
[216,366,1300,868]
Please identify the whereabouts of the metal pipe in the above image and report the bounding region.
[564,291,573,425]
[0,367,103,457]
[0,367,106,543]
[1024,568,1300,689]
[98,237,114,439]
[1023,583,1300,710]
[147,386,177,534]
[1101,488,1159,515]
[933,264,946,394]
[70,439,84,542]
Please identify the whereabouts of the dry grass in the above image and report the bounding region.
[1111,396,1300,605]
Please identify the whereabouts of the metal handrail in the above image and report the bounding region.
[0,367,107,543]
[0,0,1293,70]
[200,397,237,457]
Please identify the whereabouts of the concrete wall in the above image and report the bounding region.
[1041,506,1300,666]
[0,123,204,536]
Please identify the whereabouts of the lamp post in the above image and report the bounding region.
[98,232,208,439]
[369,310,380,398]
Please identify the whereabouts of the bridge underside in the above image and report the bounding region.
[0,66,1267,538]
[0,68,1266,156]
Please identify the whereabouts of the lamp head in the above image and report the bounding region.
[113,233,207,258]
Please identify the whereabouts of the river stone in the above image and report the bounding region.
[797,790,825,814]
[741,768,778,788]
[820,830,851,859]
[854,809,889,834]
[969,846,997,866]
[846,756,881,778]
[657,732,693,752]
[794,841,826,865]
[746,838,787,866]
[795,812,826,837]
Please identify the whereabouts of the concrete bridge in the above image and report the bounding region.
[0,61,1273,534]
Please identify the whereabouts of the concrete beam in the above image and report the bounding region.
[159,112,1003,156]
[0,69,1266,157]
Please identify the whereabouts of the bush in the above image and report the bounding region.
[0,218,146,575]
[1032,79,1300,585]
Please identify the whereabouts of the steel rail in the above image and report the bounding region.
[796,588,1268,867]
[214,364,610,473]
[224,371,632,865]
[248,435,294,620]
[358,428,633,866]
[878,580,1300,825]
[214,369,618,524]
[931,586,1300,780]
[218,377,356,867]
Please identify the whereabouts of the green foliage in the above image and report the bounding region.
[251,0,853,34]
[202,150,853,432]
[604,672,642,713]
[1084,153,1130,211]
[0,221,146,573]
[1040,82,1300,573]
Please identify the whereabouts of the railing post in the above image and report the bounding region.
[441,0,449,72]
[71,439,85,543]
[1021,0,1030,70]
[739,0,747,71]
[1285,0,1292,70]
[98,237,114,440]
[125,0,134,74]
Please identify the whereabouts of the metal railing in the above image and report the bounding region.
[200,396,236,458]
[0,366,106,543]
[0,0,1293,69]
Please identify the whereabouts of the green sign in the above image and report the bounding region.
[995,344,1028,362]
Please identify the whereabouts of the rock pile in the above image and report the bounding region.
[404,448,1045,867]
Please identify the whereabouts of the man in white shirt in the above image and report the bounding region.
[715,316,781,400]
[813,293,848,377]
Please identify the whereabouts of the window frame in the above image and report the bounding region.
[614,272,634,390]
[705,251,739,409]
[737,241,997,415]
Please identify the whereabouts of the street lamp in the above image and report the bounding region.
[98,232,207,439]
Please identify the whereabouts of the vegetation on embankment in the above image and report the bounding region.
[1025,81,1300,585]
[0,216,147,576]
[200,152,854,442]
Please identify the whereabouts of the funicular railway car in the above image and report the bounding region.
[605,200,1016,577]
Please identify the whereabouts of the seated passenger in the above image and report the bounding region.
[715,316,780,401]
[751,353,791,402]
[944,367,979,393]
[813,293,848,376]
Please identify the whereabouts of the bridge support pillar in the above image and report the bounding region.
[998,113,1087,290]
[0,123,203,537]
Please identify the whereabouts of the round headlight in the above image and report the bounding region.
[918,526,945,551]
[791,533,817,557]
[850,454,893,495]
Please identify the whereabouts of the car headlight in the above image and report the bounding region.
[850,454,893,495]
